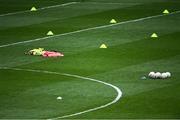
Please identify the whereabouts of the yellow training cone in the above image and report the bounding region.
[151,33,158,38]
[47,31,54,36]
[110,19,117,24]
[100,44,107,48]
[163,9,169,14]
[30,7,37,12]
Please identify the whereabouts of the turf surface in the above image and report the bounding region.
[0,0,180,119]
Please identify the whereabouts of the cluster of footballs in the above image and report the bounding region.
[148,72,171,79]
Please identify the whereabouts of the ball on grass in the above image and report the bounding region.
[148,71,171,79]
[166,72,171,78]
[148,72,155,78]
[155,72,161,78]
[161,73,168,79]
[57,96,62,100]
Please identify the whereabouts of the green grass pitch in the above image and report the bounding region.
[0,0,180,119]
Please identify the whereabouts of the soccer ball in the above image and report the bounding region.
[148,71,171,79]
[57,96,62,100]
[161,73,168,79]
[148,72,155,78]
[166,72,171,78]
[155,72,161,78]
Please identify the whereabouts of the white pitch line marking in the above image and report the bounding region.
[0,67,122,119]
[0,10,180,48]
[0,2,79,17]
[84,2,141,5]
[40,2,79,10]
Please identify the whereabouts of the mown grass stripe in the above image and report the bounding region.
[0,2,79,17]
[0,10,179,48]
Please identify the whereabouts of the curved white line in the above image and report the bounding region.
[0,67,122,119]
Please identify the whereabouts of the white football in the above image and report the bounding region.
[151,74,156,79]
[155,72,161,78]
[57,96,62,100]
[148,72,155,78]
[166,72,171,78]
[161,73,168,79]
[149,72,156,78]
